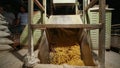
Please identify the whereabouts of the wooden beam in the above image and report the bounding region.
[85,0,98,11]
[31,24,102,29]
[34,0,45,12]
[99,0,106,68]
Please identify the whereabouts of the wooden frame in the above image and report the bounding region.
[27,0,106,68]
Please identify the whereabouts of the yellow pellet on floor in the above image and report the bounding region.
[50,43,85,66]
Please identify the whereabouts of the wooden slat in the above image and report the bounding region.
[31,24,102,29]
[85,0,98,11]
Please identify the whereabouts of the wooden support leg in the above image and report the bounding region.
[99,24,105,68]
[99,0,106,68]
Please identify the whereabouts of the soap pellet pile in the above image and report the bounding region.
[50,43,85,66]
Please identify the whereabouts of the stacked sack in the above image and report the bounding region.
[0,14,13,50]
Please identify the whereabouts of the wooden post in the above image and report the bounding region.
[24,0,34,67]
[43,0,46,24]
[88,0,90,4]
[99,0,106,68]
[28,0,34,57]
[83,0,85,24]
[24,0,39,67]
[75,0,78,14]
[83,0,88,24]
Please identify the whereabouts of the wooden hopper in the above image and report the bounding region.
[37,15,96,67]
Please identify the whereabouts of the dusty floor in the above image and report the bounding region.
[0,48,120,68]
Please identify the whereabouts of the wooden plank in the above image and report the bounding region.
[85,0,98,11]
[31,24,102,29]
[99,0,106,68]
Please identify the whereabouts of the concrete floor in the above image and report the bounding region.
[0,48,120,68]
[105,51,120,68]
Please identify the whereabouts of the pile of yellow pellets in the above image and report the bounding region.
[50,43,85,66]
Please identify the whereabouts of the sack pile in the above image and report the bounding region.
[0,14,13,50]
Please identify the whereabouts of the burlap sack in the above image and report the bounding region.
[0,45,12,50]
[0,25,8,30]
[0,38,13,44]
[0,31,10,37]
